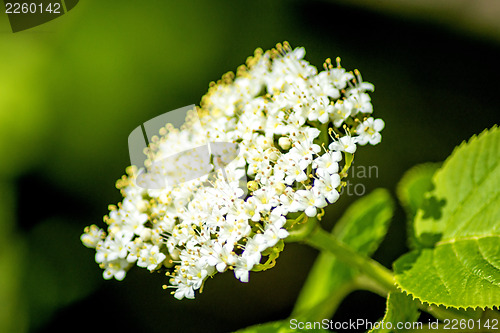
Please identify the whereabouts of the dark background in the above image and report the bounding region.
[0,1,498,332]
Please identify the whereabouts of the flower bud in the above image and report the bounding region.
[140,228,152,241]
[265,147,280,161]
[247,180,259,192]
[275,182,286,195]
[278,137,291,150]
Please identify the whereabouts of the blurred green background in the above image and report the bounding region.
[0,1,498,332]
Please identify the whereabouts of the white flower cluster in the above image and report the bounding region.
[81,42,384,300]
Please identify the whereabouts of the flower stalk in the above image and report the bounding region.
[303,226,397,295]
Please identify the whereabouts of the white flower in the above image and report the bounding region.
[99,231,133,262]
[126,238,143,263]
[355,117,385,145]
[234,257,252,283]
[289,139,321,170]
[275,155,308,185]
[173,283,195,300]
[290,189,327,217]
[347,92,373,115]
[314,170,341,204]
[241,237,264,267]
[202,241,236,272]
[309,73,340,99]
[252,186,280,212]
[329,135,358,154]
[279,186,295,207]
[329,66,355,90]
[331,100,353,127]
[218,215,251,244]
[137,244,167,271]
[102,259,130,281]
[262,225,289,247]
[313,150,342,174]
[269,206,288,228]
[346,69,375,95]
[308,96,334,124]
[81,225,105,248]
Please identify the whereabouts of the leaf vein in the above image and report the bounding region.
[448,183,500,239]
[431,250,452,296]
[476,238,500,271]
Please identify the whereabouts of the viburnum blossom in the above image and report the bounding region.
[81,42,384,300]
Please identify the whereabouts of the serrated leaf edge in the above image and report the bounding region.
[396,126,500,310]
[430,125,498,194]
[395,279,499,311]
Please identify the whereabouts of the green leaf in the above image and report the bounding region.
[292,189,394,320]
[368,291,420,333]
[394,126,500,309]
[332,188,394,254]
[414,126,500,244]
[394,237,500,309]
[396,163,440,249]
[236,319,330,333]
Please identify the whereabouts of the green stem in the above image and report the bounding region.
[319,122,330,148]
[285,215,316,242]
[304,226,396,295]
[353,273,391,298]
[340,152,353,177]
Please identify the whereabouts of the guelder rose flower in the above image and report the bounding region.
[81,42,384,300]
